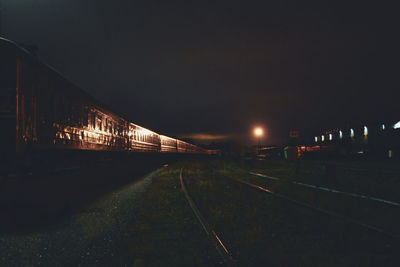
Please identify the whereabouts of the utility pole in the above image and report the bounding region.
[0,0,3,36]
[253,127,264,155]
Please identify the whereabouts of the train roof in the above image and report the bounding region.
[0,37,127,120]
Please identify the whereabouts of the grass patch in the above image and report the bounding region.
[124,166,220,267]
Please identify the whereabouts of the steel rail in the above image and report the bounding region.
[233,177,398,238]
[294,161,400,175]
[250,172,400,207]
[340,167,400,175]
[180,168,236,266]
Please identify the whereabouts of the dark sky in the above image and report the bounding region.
[2,1,399,144]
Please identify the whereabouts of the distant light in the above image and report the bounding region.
[394,121,400,129]
[363,126,368,136]
[350,129,354,138]
[314,136,318,142]
[254,127,263,137]
[329,134,333,140]
[339,130,343,139]
[321,135,325,142]
[381,124,385,130]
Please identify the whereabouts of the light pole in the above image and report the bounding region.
[254,127,263,154]
[0,0,4,36]
[0,1,2,36]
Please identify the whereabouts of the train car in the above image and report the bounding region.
[176,140,199,153]
[176,140,188,153]
[53,106,129,151]
[186,143,200,153]
[160,135,178,153]
[128,123,160,152]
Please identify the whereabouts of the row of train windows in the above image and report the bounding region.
[132,133,159,143]
[162,141,177,146]
[88,113,125,135]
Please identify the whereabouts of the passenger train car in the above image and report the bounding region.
[0,37,216,155]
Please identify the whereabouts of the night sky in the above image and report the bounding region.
[2,1,399,145]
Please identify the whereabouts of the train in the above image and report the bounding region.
[0,37,216,155]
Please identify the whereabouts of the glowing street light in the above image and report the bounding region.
[254,127,263,137]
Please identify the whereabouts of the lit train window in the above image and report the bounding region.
[339,130,343,139]
[314,136,318,142]
[363,126,368,136]
[394,121,400,129]
[329,134,333,140]
[321,135,325,141]
[91,116,95,129]
[350,129,354,137]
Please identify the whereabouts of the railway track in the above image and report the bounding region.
[180,169,236,266]
[181,166,399,266]
[234,177,397,238]
[250,172,400,207]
